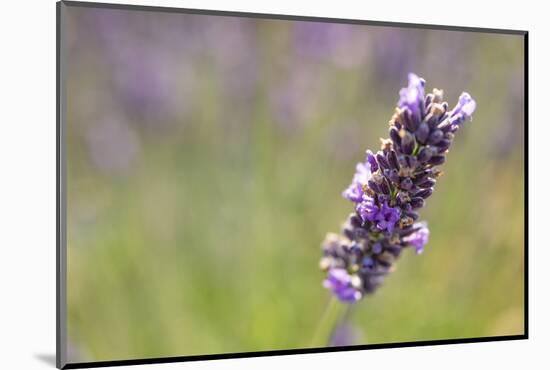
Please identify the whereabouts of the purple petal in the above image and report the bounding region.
[323,268,362,303]
[450,92,476,124]
[403,223,430,254]
[342,162,372,203]
[398,73,425,116]
[356,196,378,222]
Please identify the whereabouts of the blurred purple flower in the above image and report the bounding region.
[203,17,259,107]
[114,52,175,116]
[293,22,339,60]
[86,119,140,176]
[84,8,197,128]
[370,29,421,88]
[269,65,319,131]
[293,22,368,68]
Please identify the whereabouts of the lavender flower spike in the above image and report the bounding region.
[320,73,476,303]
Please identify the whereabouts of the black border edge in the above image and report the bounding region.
[523,32,529,339]
[60,0,527,35]
[63,335,527,369]
[56,1,529,369]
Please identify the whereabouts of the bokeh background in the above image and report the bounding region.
[63,4,525,363]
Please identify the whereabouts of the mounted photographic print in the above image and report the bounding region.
[56,1,528,368]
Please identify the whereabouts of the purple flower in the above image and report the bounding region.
[366,150,379,172]
[374,201,401,233]
[320,73,476,303]
[362,256,374,268]
[372,242,383,254]
[342,162,372,203]
[450,92,477,125]
[398,73,425,117]
[356,197,400,233]
[356,195,377,222]
[403,223,430,254]
[323,268,362,303]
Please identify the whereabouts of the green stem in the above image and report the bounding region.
[310,296,346,347]
[412,141,421,156]
[340,304,354,327]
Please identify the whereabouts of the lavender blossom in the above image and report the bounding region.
[403,222,429,255]
[398,73,425,118]
[320,73,476,303]
[323,268,363,303]
[342,162,372,203]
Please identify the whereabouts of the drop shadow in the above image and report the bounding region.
[34,353,56,367]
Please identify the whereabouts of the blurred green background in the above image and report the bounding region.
[64,5,524,363]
